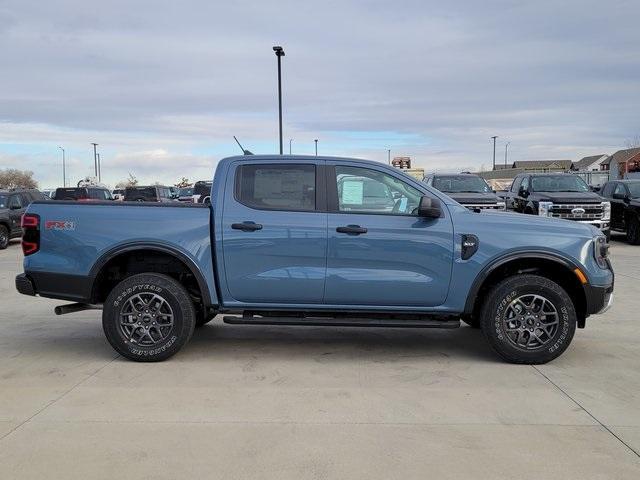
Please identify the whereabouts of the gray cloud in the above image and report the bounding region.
[0,0,639,187]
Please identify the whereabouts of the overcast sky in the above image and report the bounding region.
[1,0,639,188]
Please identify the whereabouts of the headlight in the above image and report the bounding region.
[538,201,553,217]
[601,201,611,221]
[593,235,609,269]
[496,201,506,211]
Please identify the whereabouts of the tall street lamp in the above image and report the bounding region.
[273,46,285,155]
[314,139,318,156]
[97,153,101,182]
[388,149,391,165]
[289,138,293,155]
[91,143,98,179]
[491,136,498,170]
[58,146,66,187]
[504,142,511,168]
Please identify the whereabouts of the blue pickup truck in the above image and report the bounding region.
[16,155,614,364]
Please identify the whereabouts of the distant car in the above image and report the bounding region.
[112,189,125,201]
[124,185,175,202]
[600,180,640,244]
[53,187,114,202]
[177,187,194,202]
[424,173,506,211]
[41,189,56,199]
[0,189,46,249]
[192,181,213,204]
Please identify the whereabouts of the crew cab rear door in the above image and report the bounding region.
[324,162,453,307]
[221,159,327,304]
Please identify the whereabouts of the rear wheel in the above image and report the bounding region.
[103,273,196,361]
[480,274,576,364]
[627,217,640,245]
[0,225,8,249]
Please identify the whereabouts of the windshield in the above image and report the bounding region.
[432,176,491,193]
[0,194,7,208]
[531,176,589,193]
[628,183,640,198]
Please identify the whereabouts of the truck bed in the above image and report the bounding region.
[23,201,216,304]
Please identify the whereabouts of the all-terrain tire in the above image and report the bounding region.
[627,217,640,245]
[103,273,196,362]
[0,225,9,249]
[480,274,577,364]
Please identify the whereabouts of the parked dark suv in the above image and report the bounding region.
[505,173,611,238]
[0,189,46,249]
[424,173,505,211]
[600,180,640,244]
[124,185,175,202]
[192,180,213,204]
[53,187,114,201]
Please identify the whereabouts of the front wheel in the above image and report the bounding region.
[480,274,576,364]
[627,217,640,245]
[0,225,8,249]
[103,273,196,361]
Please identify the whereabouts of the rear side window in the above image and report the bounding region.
[9,195,23,209]
[236,164,316,211]
[54,188,88,200]
[125,187,156,201]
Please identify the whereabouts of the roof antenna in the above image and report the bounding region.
[233,136,253,155]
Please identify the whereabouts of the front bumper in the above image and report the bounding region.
[576,219,610,232]
[584,283,614,315]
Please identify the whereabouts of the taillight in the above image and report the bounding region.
[21,213,40,256]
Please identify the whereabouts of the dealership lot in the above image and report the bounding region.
[0,237,639,478]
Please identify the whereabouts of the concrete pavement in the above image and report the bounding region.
[1,236,639,479]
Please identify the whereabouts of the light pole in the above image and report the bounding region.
[273,46,285,155]
[91,143,98,179]
[314,139,318,156]
[289,138,293,155]
[491,136,498,170]
[387,149,391,165]
[58,146,66,187]
[504,142,510,168]
[97,153,101,182]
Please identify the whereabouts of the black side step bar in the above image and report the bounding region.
[223,316,460,329]
[54,303,102,315]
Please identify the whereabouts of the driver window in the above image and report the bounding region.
[334,166,422,215]
[613,184,627,198]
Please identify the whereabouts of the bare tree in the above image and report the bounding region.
[625,135,640,149]
[115,173,138,189]
[174,177,191,188]
[0,169,38,189]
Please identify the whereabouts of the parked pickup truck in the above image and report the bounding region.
[600,180,640,244]
[16,155,614,364]
[423,173,506,211]
[505,173,611,239]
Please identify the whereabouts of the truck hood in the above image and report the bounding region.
[453,207,600,238]
[446,192,500,204]
[529,191,603,203]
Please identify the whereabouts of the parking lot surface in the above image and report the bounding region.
[1,236,639,479]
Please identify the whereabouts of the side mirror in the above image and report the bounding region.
[612,192,626,200]
[518,186,528,197]
[418,196,442,218]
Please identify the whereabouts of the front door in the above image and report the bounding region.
[8,194,24,235]
[324,163,453,307]
[611,183,628,230]
[221,160,327,304]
